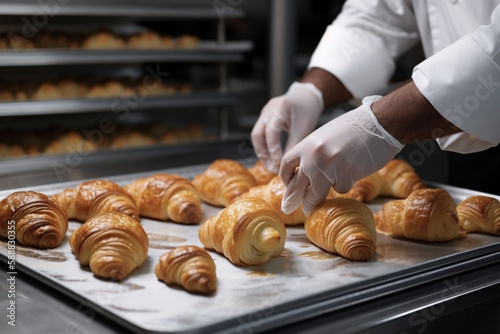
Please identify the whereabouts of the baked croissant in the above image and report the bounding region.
[374,188,466,242]
[0,191,68,248]
[53,179,140,222]
[155,245,216,293]
[125,174,202,224]
[457,196,500,236]
[378,159,426,198]
[248,161,277,186]
[69,212,148,281]
[237,176,305,225]
[192,159,257,207]
[305,198,376,261]
[198,197,286,266]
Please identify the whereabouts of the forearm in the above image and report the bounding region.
[300,67,353,107]
[372,80,461,145]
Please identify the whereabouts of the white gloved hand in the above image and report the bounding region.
[280,95,405,215]
[251,82,324,174]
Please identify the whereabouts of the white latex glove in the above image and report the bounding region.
[280,95,405,215]
[251,82,324,174]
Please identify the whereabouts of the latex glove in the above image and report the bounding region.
[280,95,404,215]
[251,82,324,174]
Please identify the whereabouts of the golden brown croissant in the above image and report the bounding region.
[378,159,426,198]
[457,196,500,236]
[125,174,202,224]
[237,176,305,225]
[198,197,286,266]
[305,198,376,261]
[248,161,277,186]
[0,191,68,248]
[53,179,139,222]
[374,188,466,242]
[69,212,148,281]
[155,245,216,293]
[192,159,257,207]
[344,173,383,202]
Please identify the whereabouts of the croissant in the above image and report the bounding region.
[237,176,305,225]
[198,197,286,266]
[248,161,277,186]
[155,245,216,293]
[374,188,466,242]
[378,159,426,198]
[457,196,500,236]
[125,174,202,224]
[53,179,140,222]
[305,198,376,261]
[192,159,257,207]
[69,212,148,281]
[0,191,68,248]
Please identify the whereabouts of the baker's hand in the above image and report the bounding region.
[251,82,324,174]
[280,95,405,215]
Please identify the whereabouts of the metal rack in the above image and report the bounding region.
[0,92,240,117]
[0,0,252,153]
[0,42,252,66]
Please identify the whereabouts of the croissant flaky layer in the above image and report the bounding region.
[248,161,277,186]
[125,174,202,224]
[53,179,140,222]
[0,191,68,248]
[69,212,149,281]
[192,159,257,207]
[237,176,305,225]
[457,196,500,235]
[375,188,466,242]
[305,198,377,261]
[155,245,216,293]
[198,197,286,266]
[329,159,426,203]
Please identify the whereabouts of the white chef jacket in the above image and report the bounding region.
[308,0,500,153]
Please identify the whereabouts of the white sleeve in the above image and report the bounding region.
[308,0,420,99]
[412,4,500,153]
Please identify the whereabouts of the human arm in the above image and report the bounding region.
[279,79,462,215]
[411,4,500,152]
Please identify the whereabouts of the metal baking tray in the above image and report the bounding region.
[1,163,500,334]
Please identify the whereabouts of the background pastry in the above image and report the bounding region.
[155,245,216,293]
[125,174,202,224]
[374,188,466,242]
[53,179,140,222]
[457,195,500,235]
[192,159,257,207]
[69,212,148,281]
[305,198,376,261]
[0,191,68,248]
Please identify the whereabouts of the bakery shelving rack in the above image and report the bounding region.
[0,0,253,178]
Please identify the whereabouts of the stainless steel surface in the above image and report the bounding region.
[0,0,245,19]
[0,42,252,67]
[270,0,296,97]
[1,164,499,334]
[0,92,240,117]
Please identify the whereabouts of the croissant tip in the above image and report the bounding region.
[258,227,282,251]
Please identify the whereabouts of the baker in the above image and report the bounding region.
[251,0,500,215]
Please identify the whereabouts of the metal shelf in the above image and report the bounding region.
[0,41,252,66]
[0,0,245,19]
[0,91,240,116]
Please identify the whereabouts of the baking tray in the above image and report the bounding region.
[1,163,500,334]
